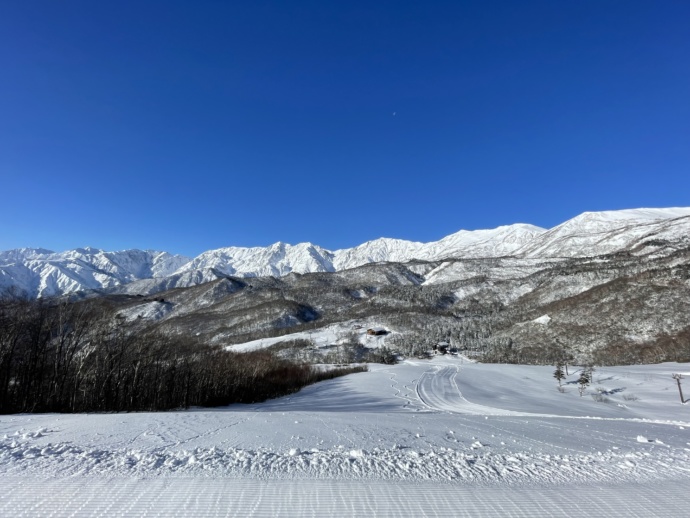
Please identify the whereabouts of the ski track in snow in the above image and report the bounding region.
[1,357,690,515]
[416,364,523,416]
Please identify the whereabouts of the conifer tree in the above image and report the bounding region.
[554,363,565,387]
[577,367,592,396]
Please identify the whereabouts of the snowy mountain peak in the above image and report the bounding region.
[516,208,690,258]
[577,207,690,221]
[546,207,690,236]
[175,241,336,279]
[2,207,689,297]
[0,248,190,298]
[0,248,54,265]
[71,246,101,255]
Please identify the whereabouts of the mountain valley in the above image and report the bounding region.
[3,208,688,365]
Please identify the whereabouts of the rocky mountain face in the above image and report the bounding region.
[3,207,689,298]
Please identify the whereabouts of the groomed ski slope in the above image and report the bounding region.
[1,357,689,516]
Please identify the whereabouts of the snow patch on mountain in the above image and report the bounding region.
[117,300,174,322]
[532,315,551,325]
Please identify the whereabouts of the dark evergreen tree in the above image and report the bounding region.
[554,363,565,387]
[577,367,592,396]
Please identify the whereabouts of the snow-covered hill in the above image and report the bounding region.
[2,207,689,297]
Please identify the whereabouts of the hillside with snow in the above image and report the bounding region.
[2,207,689,298]
[2,357,690,516]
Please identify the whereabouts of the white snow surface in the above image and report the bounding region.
[3,207,690,297]
[178,242,336,278]
[2,357,690,516]
[516,207,690,258]
[0,247,190,297]
[532,314,551,325]
[224,322,391,352]
[117,300,174,322]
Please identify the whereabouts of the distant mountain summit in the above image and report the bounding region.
[2,207,689,298]
[0,248,190,298]
[515,208,690,258]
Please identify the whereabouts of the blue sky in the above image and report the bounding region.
[1,1,688,257]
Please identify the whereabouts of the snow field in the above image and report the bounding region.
[2,422,688,484]
[226,322,391,352]
[1,357,689,516]
[2,478,690,517]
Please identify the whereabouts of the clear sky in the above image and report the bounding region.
[1,1,688,257]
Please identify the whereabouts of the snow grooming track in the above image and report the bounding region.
[415,363,523,416]
[412,358,690,424]
[2,477,690,517]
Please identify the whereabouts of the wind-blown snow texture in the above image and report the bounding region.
[2,357,689,516]
[3,207,690,297]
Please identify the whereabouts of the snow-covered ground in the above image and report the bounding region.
[225,322,390,352]
[2,357,690,516]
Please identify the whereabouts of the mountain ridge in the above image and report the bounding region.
[2,207,690,298]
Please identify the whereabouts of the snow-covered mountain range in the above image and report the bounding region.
[2,207,690,298]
